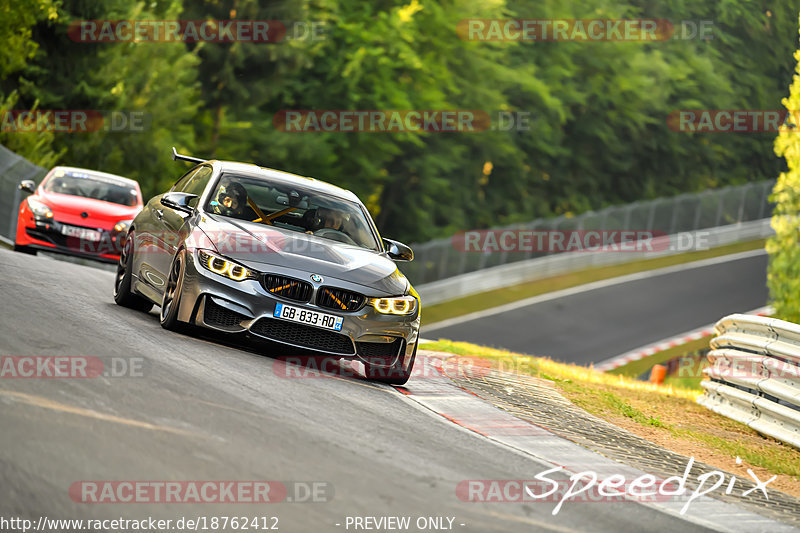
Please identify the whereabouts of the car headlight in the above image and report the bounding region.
[369,295,417,315]
[113,220,132,233]
[198,249,258,282]
[28,198,53,219]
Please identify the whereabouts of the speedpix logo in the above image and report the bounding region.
[457,457,775,516]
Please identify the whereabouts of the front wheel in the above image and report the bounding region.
[363,341,417,385]
[113,232,153,312]
[160,249,187,331]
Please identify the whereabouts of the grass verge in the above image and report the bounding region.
[423,239,765,325]
[607,335,712,381]
[420,339,800,497]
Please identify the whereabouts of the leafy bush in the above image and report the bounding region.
[768,14,800,322]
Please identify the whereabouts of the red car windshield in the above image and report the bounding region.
[44,172,140,206]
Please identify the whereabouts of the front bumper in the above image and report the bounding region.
[17,218,123,263]
[176,250,420,366]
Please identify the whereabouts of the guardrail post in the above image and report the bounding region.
[737,186,747,223]
[646,199,657,230]
[713,192,724,227]
[692,191,705,230]
[8,185,20,241]
[617,205,628,229]
[668,196,680,234]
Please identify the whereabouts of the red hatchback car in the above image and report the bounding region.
[14,166,144,263]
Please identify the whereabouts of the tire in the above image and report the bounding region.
[160,249,187,331]
[113,231,153,313]
[13,244,36,255]
[363,341,417,385]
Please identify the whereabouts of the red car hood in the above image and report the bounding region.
[37,189,141,229]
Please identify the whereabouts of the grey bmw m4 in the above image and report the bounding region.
[114,148,420,384]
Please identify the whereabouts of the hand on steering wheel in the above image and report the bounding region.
[313,227,357,246]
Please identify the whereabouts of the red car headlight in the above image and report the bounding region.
[27,198,53,220]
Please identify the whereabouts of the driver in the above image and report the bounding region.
[210,180,248,218]
[316,206,345,231]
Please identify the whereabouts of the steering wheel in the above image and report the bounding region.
[313,227,357,246]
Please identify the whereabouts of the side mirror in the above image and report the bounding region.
[383,238,414,262]
[161,192,198,213]
[19,180,36,194]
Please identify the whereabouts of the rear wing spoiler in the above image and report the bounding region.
[171,147,206,165]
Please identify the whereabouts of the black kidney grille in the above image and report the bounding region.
[250,318,355,355]
[316,287,366,312]
[356,338,403,358]
[204,298,248,327]
[262,274,312,302]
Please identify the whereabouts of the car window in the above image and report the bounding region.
[204,173,380,251]
[170,167,201,192]
[182,166,213,207]
[43,170,140,206]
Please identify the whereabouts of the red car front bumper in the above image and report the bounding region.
[15,213,124,264]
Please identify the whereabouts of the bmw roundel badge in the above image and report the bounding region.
[310,274,323,283]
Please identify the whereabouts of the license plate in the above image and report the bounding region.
[61,225,102,242]
[273,302,343,331]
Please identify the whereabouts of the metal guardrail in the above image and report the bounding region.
[0,144,47,243]
[698,314,800,450]
[417,218,773,305]
[403,180,775,286]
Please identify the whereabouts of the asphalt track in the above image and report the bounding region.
[424,252,768,365]
[0,248,729,532]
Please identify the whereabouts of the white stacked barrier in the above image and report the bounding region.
[698,314,800,450]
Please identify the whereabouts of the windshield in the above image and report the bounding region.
[43,171,140,206]
[204,173,380,251]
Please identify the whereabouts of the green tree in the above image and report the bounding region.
[767,14,800,322]
[8,0,201,198]
[0,0,59,78]
[0,0,61,166]
[180,0,306,157]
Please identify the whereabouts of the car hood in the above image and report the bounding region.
[198,213,409,295]
[37,189,141,227]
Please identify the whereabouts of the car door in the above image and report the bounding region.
[139,165,213,293]
[154,165,215,290]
